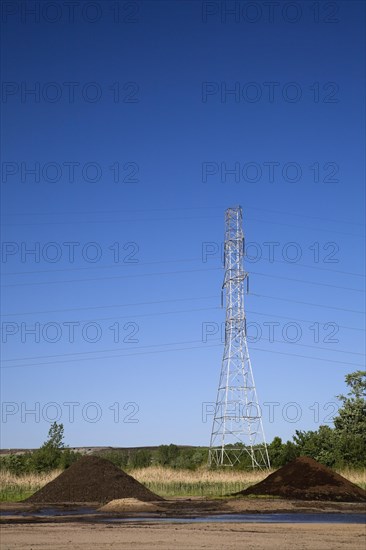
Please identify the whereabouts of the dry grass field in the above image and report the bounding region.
[1,466,365,501]
[131,465,271,496]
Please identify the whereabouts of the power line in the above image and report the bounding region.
[256,337,365,356]
[0,214,222,227]
[2,327,365,364]
[259,257,364,278]
[2,338,209,363]
[1,266,363,293]
[1,338,364,370]
[2,256,364,278]
[2,204,364,227]
[2,292,365,317]
[70,306,220,324]
[247,310,364,333]
[247,206,364,227]
[251,347,364,367]
[1,267,222,288]
[246,217,362,237]
[252,293,365,314]
[1,301,363,333]
[2,257,203,276]
[14,305,221,325]
[0,295,219,316]
[1,213,363,237]
[0,343,222,369]
[251,271,364,293]
[1,206,222,218]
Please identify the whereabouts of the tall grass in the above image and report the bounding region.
[0,470,60,502]
[1,467,365,502]
[131,466,271,497]
[335,468,366,489]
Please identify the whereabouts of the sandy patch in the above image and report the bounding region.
[1,522,365,549]
[99,498,163,513]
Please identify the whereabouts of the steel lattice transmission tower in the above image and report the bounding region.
[208,206,270,469]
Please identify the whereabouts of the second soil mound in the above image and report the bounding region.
[235,456,366,502]
[26,456,163,504]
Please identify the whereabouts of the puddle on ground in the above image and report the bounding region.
[1,510,364,524]
[101,513,366,524]
[1,507,96,517]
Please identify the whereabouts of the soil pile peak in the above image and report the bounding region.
[235,456,366,502]
[26,455,163,504]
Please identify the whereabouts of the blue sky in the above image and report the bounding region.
[1,0,365,449]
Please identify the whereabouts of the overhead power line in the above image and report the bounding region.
[2,292,365,316]
[251,271,364,293]
[1,204,364,226]
[2,255,364,278]
[1,295,219,316]
[1,338,364,370]
[1,267,364,293]
[252,293,365,314]
[1,299,364,332]
[1,213,363,237]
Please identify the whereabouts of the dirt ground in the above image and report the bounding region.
[1,499,365,549]
[1,522,365,549]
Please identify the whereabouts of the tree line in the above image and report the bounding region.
[1,370,364,474]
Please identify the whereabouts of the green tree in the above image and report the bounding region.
[268,437,286,467]
[156,444,179,466]
[58,448,81,469]
[100,450,129,469]
[31,422,65,472]
[129,449,152,468]
[293,426,340,467]
[190,449,207,469]
[332,370,366,468]
[334,370,366,436]
[289,371,366,468]
[46,422,65,449]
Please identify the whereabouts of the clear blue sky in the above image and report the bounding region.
[1,0,365,449]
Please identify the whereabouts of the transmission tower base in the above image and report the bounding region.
[208,446,271,470]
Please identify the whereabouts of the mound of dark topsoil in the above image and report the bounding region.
[235,456,366,502]
[25,456,163,504]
